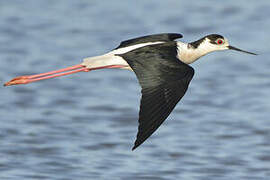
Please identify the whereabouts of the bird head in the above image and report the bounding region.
[190,34,257,55]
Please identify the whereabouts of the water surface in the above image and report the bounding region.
[0,1,270,179]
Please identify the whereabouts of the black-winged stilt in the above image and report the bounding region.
[4,33,257,150]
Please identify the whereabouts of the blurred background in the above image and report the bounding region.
[0,0,270,179]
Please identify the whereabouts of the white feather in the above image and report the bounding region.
[81,42,164,69]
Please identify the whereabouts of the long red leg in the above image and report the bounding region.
[4,64,126,86]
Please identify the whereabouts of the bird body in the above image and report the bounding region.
[81,34,181,70]
[81,41,164,70]
[4,33,257,150]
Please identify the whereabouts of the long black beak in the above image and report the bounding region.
[228,46,257,55]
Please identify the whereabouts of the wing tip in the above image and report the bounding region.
[132,138,144,151]
[132,142,139,151]
[131,146,136,151]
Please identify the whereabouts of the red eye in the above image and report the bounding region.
[217,39,224,45]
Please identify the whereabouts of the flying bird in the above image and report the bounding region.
[4,33,257,150]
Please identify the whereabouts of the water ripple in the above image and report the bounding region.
[0,0,269,180]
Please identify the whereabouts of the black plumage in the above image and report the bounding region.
[207,34,224,44]
[115,33,183,49]
[119,42,194,150]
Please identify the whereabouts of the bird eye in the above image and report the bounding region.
[216,39,224,45]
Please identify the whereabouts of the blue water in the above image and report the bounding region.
[1,0,270,179]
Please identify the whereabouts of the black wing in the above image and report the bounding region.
[115,33,183,49]
[119,42,194,150]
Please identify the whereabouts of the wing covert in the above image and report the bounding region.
[115,33,183,49]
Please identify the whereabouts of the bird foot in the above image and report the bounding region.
[4,76,30,86]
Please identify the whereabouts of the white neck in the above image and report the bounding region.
[176,40,218,64]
